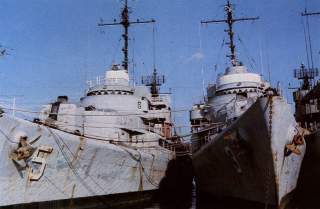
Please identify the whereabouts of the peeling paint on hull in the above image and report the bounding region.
[0,115,173,207]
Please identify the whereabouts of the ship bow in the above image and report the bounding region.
[193,96,305,207]
[265,96,306,207]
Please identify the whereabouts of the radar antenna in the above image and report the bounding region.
[98,0,155,73]
[201,0,259,66]
[294,63,319,90]
[294,9,320,90]
[141,68,165,97]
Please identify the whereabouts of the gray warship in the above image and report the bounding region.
[291,10,320,208]
[292,64,320,207]
[190,1,306,207]
[0,1,175,208]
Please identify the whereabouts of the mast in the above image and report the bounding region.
[201,0,259,66]
[293,9,320,90]
[98,0,155,73]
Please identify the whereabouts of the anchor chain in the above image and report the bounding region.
[265,96,273,209]
[268,96,273,139]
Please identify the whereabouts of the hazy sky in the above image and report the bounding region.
[0,0,319,132]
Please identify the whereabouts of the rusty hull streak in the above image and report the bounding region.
[71,136,86,166]
[0,114,173,206]
[71,184,76,198]
[138,165,144,191]
[148,154,155,176]
[85,148,98,176]
[130,164,138,181]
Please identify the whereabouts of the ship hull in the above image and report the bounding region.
[0,115,172,207]
[192,96,305,208]
[293,131,320,208]
[1,190,155,209]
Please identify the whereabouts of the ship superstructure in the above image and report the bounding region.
[291,10,320,207]
[0,1,175,207]
[293,10,320,131]
[190,1,306,207]
[293,64,319,130]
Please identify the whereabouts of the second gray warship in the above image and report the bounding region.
[291,9,320,208]
[190,1,306,207]
[0,1,176,208]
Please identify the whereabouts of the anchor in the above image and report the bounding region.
[285,127,309,156]
[9,134,53,181]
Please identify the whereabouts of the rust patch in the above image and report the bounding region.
[71,184,76,198]
[148,154,155,178]
[130,164,138,181]
[285,128,306,156]
[293,134,304,145]
[273,152,278,162]
[223,131,236,140]
[285,144,301,155]
[71,136,85,166]
[138,164,144,191]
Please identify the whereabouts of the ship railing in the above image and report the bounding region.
[145,123,170,137]
[150,94,171,104]
[86,75,106,88]
[86,76,128,88]
[192,122,226,134]
[159,137,191,156]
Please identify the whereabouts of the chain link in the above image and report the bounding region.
[265,96,273,209]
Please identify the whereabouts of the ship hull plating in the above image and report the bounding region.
[293,131,320,208]
[192,96,305,207]
[0,115,172,207]
[1,190,155,209]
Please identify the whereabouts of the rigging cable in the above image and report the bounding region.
[0,106,190,116]
[237,35,257,71]
[301,15,311,69]
[110,38,122,67]
[215,38,226,72]
[198,23,206,100]
[152,23,157,70]
[47,127,107,194]
[0,126,18,144]
[305,11,314,69]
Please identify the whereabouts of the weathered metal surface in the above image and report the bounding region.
[0,63,175,207]
[292,131,320,207]
[192,96,305,207]
[0,114,172,206]
[190,2,305,207]
[0,1,176,207]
